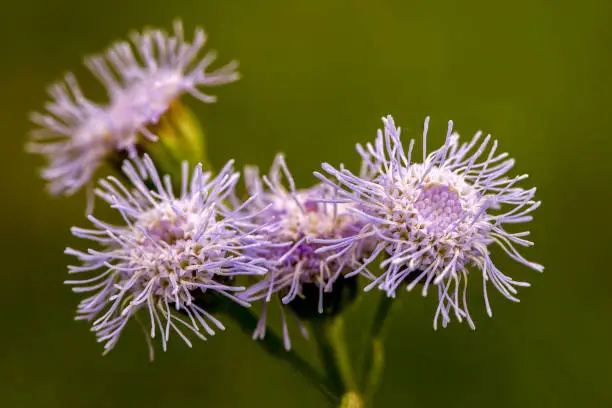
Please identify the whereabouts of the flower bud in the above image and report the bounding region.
[140,100,211,182]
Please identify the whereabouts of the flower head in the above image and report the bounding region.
[28,20,239,198]
[316,116,543,329]
[66,155,264,357]
[240,154,370,349]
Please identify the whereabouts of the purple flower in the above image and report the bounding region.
[65,155,265,358]
[28,20,239,198]
[240,154,371,349]
[316,116,543,329]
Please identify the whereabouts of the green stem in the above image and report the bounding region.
[311,319,345,397]
[312,317,364,407]
[214,298,338,404]
[363,339,384,404]
[328,317,358,391]
[361,294,394,402]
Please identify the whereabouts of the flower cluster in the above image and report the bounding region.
[27,20,543,358]
[316,116,543,328]
[66,155,265,357]
[28,20,238,199]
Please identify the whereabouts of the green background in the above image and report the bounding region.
[1,0,611,406]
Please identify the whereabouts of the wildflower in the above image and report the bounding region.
[240,154,370,349]
[316,116,543,329]
[65,155,265,357]
[28,20,239,199]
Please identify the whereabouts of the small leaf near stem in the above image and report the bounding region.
[361,293,394,402]
[340,391,366,408]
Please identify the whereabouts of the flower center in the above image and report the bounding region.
[414,184,465,233]
[269,197,362,279]
[146,218,185,245]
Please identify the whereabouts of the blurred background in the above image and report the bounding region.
[1,0,611,406]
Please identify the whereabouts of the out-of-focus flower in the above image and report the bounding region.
[316,116,543,329]
[66,155,264,358]
[28,20,239,199]
[240,154,372,349]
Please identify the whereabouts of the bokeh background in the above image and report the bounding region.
[1,0,611,406]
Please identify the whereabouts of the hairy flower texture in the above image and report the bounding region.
[28,20,239,198]
[65,155,265,357]
[316,116,543,329]
[240,154,369,349]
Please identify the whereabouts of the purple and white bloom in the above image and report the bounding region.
[316,116,543,329]
[28,20,239,198]
[66,155,265,358]
[240,154,370,349]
